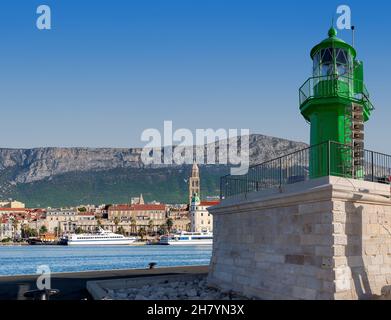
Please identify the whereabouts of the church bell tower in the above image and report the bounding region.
[189,163,200,205]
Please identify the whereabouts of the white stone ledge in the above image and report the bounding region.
[211,177,391,216]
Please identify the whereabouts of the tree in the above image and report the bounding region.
[11,217,19,240]
[138,227,147,241]
[75,227,83,234]
[28,228,38,237]
[131,217,137,235]
[166,218,174,233]
[158,224,168,236]
[148,219,154,236]
[117,226,125,235]
[21,225,33,239]
[113,217,120,233]
[39,225,48,234]
[78,207,87,212]
[97,218,102,228]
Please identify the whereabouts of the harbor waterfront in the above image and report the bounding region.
[0,245,212,277]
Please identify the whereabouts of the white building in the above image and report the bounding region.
[0,216,23,240]
[45,208,78,233]
[0,200,25,209]
[0,218,13,239]
[190,194,218,233]
[45,209,97,234]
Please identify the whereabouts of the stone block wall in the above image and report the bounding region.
[335,201,391,299]
[207,177,391,300]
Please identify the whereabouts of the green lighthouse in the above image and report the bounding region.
[299,27,374,179]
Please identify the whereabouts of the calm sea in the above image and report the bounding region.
[0,245,212,277]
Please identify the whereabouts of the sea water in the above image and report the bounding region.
[0,245,212,276]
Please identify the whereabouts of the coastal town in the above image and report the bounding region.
[0,163,219,244]
[3,0,391,308]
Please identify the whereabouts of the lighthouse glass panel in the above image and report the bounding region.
[320,48,335,77]
[314,48,352,79]
[335,49,351,77]
[313,52,320,78]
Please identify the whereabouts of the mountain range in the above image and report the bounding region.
[0,134,308,207]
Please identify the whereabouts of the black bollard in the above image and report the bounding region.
[24,289,60,300]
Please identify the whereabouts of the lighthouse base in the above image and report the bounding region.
[208,176,391,300]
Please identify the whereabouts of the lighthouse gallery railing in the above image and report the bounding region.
[220,141,391,199]
[299,75,375,112]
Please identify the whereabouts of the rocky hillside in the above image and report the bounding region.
[0,134,307,207]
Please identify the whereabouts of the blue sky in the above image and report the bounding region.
[0,0,390,153]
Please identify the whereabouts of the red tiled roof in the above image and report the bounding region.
[109,204,166,211]
[77,212,95,216]
[0,216,24,223]
[132,204,166,211]
[110,205,131,210]
[28,209,46,213]
[0,208,28,212]
[200,201,220,206]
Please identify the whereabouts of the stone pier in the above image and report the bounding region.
[207,176,391,300]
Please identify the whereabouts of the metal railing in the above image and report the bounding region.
[220,141,391,199]
[299,75,375,112]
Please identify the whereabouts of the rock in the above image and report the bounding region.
[107,276,248,301]
[156,289,165,295]
[139,289,150,295]
[187,289,198,297]
[115,292,128,299]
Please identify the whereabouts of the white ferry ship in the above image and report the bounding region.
[61,228,137,246]
[159,231,213,245]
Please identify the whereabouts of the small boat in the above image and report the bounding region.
[28,233,59,245]
[27,237,45,245]
[159,231,213,245]
[60,228,137,246]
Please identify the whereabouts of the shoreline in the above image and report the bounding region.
[0,263,210,279]
[0,265,209,300]
[0,242,151,247]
